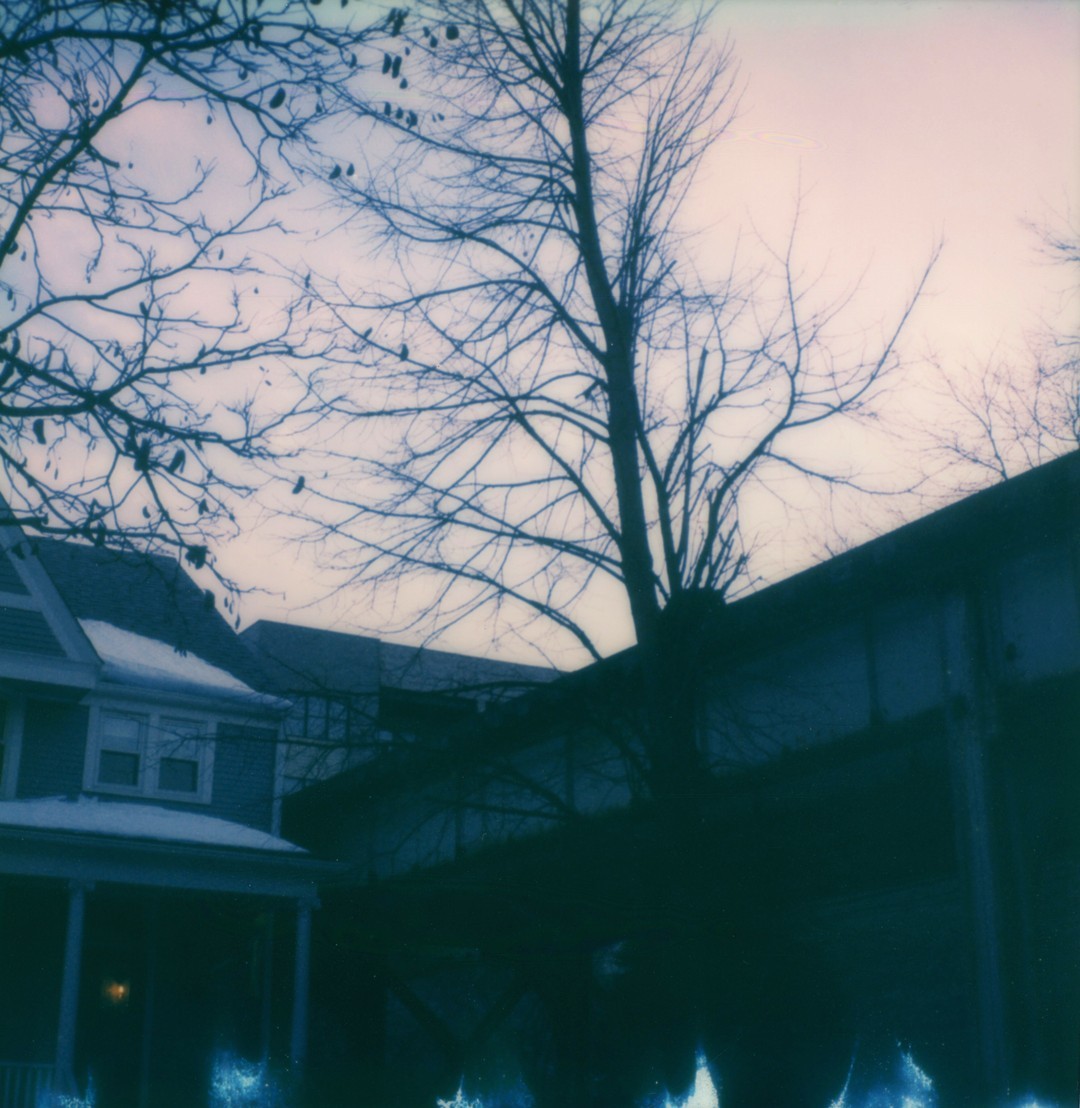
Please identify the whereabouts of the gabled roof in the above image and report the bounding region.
[0,527,99,691]
[35,539,271,694]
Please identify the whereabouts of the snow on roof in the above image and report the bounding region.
[80,619,271,703]
[0,795,304,853]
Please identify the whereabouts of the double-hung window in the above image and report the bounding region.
[91,709,213,803]
[97,711,143,788]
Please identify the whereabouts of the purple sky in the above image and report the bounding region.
[232,0,1080,658]
[710,0,1079,364]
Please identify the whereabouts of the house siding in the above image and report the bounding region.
[0,607,66,657]
[17,700,89,798]
[15,701,279,835]
[211,724,277,832]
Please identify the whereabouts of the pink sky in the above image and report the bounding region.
[709,0,1079,363]
[230,0,1080,658]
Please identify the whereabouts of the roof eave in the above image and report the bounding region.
[92,673,289,717]
[0,824,344,898]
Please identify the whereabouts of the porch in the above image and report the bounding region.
[0,806,340,1108]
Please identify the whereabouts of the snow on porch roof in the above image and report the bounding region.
[0,795,305,853]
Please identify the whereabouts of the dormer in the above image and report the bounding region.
[1,533,287,833]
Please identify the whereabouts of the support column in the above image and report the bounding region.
[290,897,317,1072]
[55,881,91,1095]
[260,911,275,1066]
[940,589,1008,1096]
[138,900,159,1108]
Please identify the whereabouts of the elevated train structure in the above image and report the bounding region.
[285,453,1080,1107]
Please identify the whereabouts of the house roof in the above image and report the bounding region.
[241,621,380,696]
[285,451,1080,815]
[77,619,274,706]
[0,799,344,899]
[0,528,100,690]
[0,795,303,852]
[703,447,1080,664]
[35,539,271,693]
[243,619,554,700]
[9,537,553,709]
[378,638,554,697]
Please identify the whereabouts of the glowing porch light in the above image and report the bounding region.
[100,978,130,1006]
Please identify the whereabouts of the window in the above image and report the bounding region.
[90,709,213,803]
[155,717,207,795]
[98,711,142,787]
[279,694,371,793]
[290,694,357,746]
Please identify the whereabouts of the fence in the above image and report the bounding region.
[0,1063,54,1108]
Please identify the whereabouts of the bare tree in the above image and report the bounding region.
[0,0,386,571]
[296,0,936,791]
[238,7,946,1102]
[929,216,1079,488]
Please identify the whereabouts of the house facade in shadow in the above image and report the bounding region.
[281,452,1080,1108]
[2,452,1076,1107]
[0,538,335,1107]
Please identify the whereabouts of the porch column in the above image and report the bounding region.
[260,911,275,1065]
[55,880,91,1094]
[138,900,160,1108]
[290,897,317,1072]
[940,589,1008,1095]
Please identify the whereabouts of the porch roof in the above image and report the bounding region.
[0,797,342,898]
[0,795,302,851]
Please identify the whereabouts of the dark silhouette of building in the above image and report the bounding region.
[3,452,1076,1106]
[283,451,1079,1108]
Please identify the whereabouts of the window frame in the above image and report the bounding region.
[84,703,216,804]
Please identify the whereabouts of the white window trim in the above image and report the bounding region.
[1,697,25,800]
[84,702,216,805]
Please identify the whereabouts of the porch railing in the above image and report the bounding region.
[0,1062,54,1108]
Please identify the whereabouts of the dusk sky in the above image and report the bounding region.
[713,0,1078,367]
[232,0,1080,657]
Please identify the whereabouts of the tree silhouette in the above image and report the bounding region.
[298,0,936,789]
[279,8,941,1100]
[930,216,1079,487]
[0,0,384,572]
